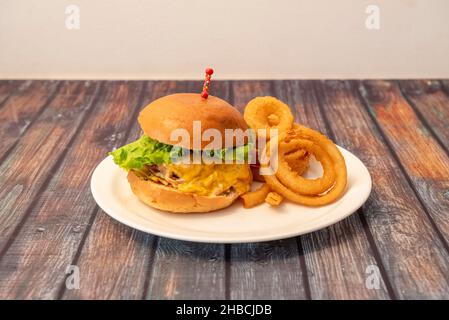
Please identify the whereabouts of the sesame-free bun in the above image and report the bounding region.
[127,171,240,213]
[138,93,248,150]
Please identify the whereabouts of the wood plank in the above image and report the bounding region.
[0,80,25,107]
[62,211,153,300]
[397,80,449,153]
[146,81,229,300]
[313,80,449,299]
[229,239,306,300]
[147,239,225,300]
[276,80,390,299]
[0,81,126,299]
[0,81,96,253]
[359,80,449,245]
[229,81,308,299]
[0,80,60,162]
[0,81,144,299]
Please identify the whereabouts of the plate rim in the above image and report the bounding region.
[90,147,372,243]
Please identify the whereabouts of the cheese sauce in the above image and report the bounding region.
[166,163,252,196]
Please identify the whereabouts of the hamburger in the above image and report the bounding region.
[110,93,253,213]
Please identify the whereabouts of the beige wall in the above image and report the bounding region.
[0,0,448,79]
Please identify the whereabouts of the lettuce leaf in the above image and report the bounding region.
[110,135,252,171]
[109,135,173,170]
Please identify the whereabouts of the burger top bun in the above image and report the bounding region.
[138,93,248,150]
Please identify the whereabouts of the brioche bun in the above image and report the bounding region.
[127,171,240,213]
[138,93,248,150]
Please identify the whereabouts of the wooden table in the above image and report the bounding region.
[0,79,448,300]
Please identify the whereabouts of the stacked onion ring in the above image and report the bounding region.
[241,96,347,207]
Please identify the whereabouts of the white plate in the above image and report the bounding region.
[91,147,371,243]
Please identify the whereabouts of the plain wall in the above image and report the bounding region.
[0,0,448,79]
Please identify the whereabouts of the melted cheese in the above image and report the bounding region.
[166,163,252,196]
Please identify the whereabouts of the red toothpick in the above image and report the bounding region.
[201,67,214,99]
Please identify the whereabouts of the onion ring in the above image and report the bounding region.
[254,147,310,180]
[284,147,310,175]
[244,96,294,139]
[262,127,347,206]
[277,139,336,195]
[285,153,309,175]
[283,147,307,161]
[292,124,347,189]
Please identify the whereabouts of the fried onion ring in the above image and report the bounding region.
[244,96,294,139]
[283,147,310,175]
[252,149,310,182]
[262,127,347,206]
[283,147,307,161]
[278,139,336,195]
[287,155,310,175]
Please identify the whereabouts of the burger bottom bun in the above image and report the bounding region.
[127,171,240,213]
